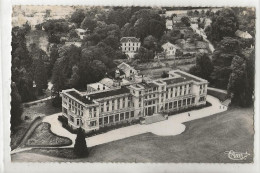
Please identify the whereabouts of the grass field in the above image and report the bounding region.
[12,106,254,163]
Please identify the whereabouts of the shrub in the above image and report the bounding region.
[74,128,88,157]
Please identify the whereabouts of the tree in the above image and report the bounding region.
[11,82,23,131]
[161,71,169,78]
[189,53,213,82]
[211,37,242,89]
[205,8,239,43]
[227,56,247,106]
[187,10,193,16]
[143,35,157,51]
[74,128,88,157]
[228,48,255,107]
[70,9,85,27]
[134,46,154,62]
[181,16,191,26]
[69,65,80,88]
[32,57,48,95]
[51,58,67,107]
[81,17,97,33]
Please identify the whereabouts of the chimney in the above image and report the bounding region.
[97,85,100,90]
[103,84,106,90]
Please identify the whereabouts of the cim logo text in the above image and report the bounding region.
[224,150,250,160]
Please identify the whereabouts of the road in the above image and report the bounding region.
[190,23,215,53]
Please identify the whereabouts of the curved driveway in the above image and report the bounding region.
[43,95,227,148]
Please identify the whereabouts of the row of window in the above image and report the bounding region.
[99,111,135,125]
[164,97,195,110]
[124,47,139,51]
[123,43,140,46]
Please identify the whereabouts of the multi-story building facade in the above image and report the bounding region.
[61,69,208,133]
[120,37,141,59]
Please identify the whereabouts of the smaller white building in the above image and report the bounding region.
[235,30,253,39]
[75,28,87,39]
[162,42,180,57]
[166,19,173,30]
[120,37,141,59]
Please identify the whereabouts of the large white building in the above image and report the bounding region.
[120,37,141,59]
[61,69,208,133]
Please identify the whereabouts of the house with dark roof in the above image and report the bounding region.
[61,69,208,133]
[120,37,141,59]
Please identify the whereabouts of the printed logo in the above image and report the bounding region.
[224,150,250,161]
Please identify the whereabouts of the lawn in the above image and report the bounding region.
[25,122,72,147]
[12,106,254,163]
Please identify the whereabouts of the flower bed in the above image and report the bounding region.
[25,122,72,147]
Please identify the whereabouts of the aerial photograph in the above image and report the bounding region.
[10,6,255,163]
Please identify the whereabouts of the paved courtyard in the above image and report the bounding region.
[43,95,227,148]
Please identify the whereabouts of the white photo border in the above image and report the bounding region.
[1,0,259,173]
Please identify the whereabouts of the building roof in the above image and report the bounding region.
[88,82,109,90]
[235,30,253,39]
[120,37,140,43]
[88,86,130,100]
[138,82,158,89]
[75,28,86,33]
[117,62,134,73]
[99,78,114,88]
[67,90,94,104]
[162,70,205,85]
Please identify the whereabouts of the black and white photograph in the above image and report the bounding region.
[1,0,259,172]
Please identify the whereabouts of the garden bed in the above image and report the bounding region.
[25,122,72,147]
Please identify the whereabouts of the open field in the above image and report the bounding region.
[12,106,254,163]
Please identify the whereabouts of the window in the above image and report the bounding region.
[169,102,173,109]
[115,114,119,122]
[71,116,74,122]
[104,117,108,124]
[107,106,109,111]
[183,99,187,106]
[131,111,134,117]
[187,98,191,105]
[174,101,177,108]
[63,107,67,114]
[165,103,168,109]
[178,100,182,107]
[139,91,141,95]
[192,97,195,104]
[99,118,103,125]
[199,96,205,102]
[90,121,96,127]
[76,119,80,126]
[120,113,124,120]
[125,112,130,119]
[109,115,114,123]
